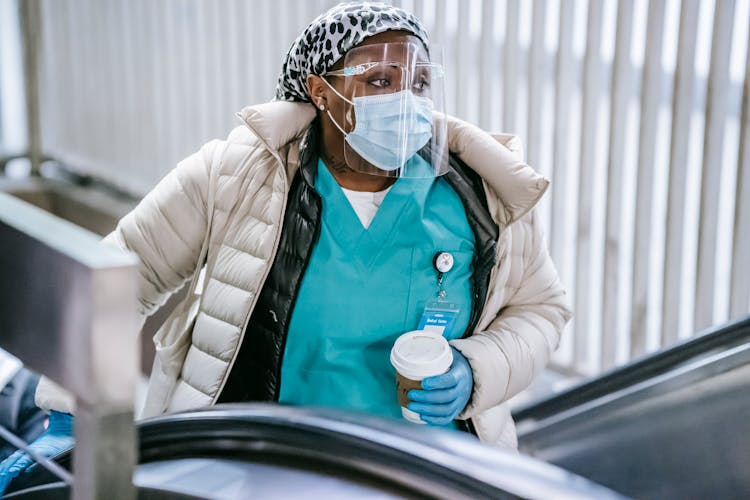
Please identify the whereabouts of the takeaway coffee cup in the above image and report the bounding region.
[390,330,453,424]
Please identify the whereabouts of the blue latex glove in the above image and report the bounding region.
[407,347,474,426]
[0,410,74,494]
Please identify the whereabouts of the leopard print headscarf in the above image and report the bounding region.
[274,2,429,103]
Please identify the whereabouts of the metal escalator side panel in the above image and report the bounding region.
[517,344,750,499]
[513,316,750,423]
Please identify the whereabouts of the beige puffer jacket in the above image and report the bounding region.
[36,101,572,449]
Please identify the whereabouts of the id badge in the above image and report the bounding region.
[417,300,461,336]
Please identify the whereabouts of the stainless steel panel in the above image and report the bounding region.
[0,191,138,499]
[0,177,179,375]
[518,337,750,499]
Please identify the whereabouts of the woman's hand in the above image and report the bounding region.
[0,410,74,494]
[406,347,473,425]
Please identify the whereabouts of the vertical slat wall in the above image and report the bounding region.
[502,0,519,133]
[662,0,701,347]
[31,0,750,377]
[574,0,605,371]
[550,0,575,277]
[38,0,325,194]
[526,0,548,170]
[695,0,737,331]
[732,24,750,320]
[549,0,576,367]
[478,0,497,132]
[0,0,26,151]
[601,0,634,369]
[630,0,666,359]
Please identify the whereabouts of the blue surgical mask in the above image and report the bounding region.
[323,83,434,171]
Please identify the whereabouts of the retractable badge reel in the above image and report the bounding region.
[417,252,462,336]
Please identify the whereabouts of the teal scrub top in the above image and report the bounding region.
[278,157,475,426]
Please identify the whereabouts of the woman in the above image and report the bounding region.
[2,3,571,488]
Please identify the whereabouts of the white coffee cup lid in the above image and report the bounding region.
[390,330,453,380]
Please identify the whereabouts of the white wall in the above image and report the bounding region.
[0,0,26,153]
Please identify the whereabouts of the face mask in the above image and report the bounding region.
[322,81,434,171]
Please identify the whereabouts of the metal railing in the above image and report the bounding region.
[4,0,750,377]
[0,191,138,499]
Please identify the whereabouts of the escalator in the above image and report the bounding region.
[3,316,747,499]
[4,405,623,499]
[514,316,750,499]
[1,186,626,499]
[5,315,748,499]
[4,176,747,498]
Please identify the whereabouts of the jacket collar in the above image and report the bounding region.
[441,114,549,226]
[237,101,316,154]
[237,101,548,227]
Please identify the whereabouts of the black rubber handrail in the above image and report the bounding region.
[513,315,750,422]
[7,405,625,499]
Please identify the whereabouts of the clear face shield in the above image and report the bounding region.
[321,42,448,178]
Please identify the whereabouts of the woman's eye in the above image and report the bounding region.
[413,79,430,92]
[369,78,390,88]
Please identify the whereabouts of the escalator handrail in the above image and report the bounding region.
[140,405,625,499]
[6,405,627,499]
[513,315,750,422]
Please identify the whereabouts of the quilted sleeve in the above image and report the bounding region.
[450,210,572,418]
[34,140,221,414]
[102,139,221,328]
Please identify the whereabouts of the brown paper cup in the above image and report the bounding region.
[390,330,453,424]
[396,373,423,407]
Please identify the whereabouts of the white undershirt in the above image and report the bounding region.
[341,185,392,229]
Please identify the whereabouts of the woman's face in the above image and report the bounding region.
[308,29,439,177]
[324,30,429,130]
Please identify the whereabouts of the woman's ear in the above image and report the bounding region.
[307,74,328,110]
